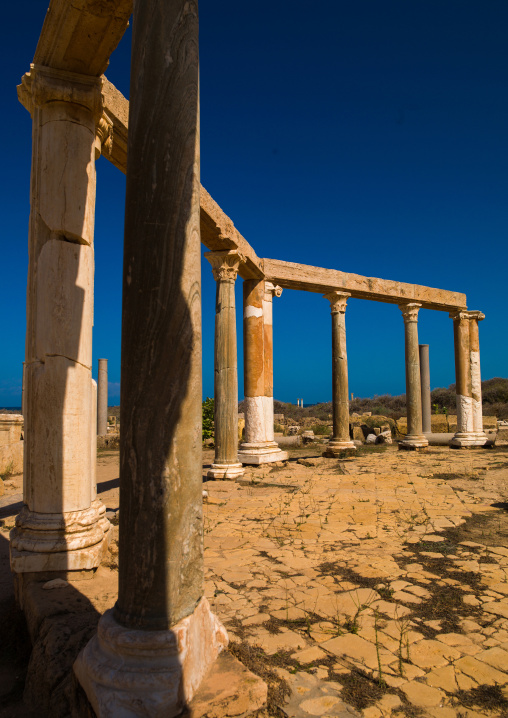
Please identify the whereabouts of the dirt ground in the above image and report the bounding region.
[2,443,508,717]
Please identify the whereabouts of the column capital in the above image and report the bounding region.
[324,291,350,314]
[449,309,470,322]
[96,111,114,158]
[399,302,421,322]
[467,310,485,322]
[18,64,103,120]
[204,250,245,282]
[264,282,283,299]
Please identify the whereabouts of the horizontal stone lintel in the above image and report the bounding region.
[99,79,466,309]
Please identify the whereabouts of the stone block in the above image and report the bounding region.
[352,426,364,442]
[396,418,408,436]
[448,416,457,432]
[0,441,23,475]
[430,415,448,433]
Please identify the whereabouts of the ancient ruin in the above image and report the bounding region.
[4,1,496,716]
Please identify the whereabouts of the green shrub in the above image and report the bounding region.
[312,424,332,435]
[202,397,214,441]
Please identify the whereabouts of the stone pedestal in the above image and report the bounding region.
[205,251,245,480]
[11,64,109,576]
[398,304,428,449]
[323,292,355,456]
[450,310,487,448]
[419,344,432,434]
[239,280,288,465]
[97,358,108,437]
[75,2,227,713]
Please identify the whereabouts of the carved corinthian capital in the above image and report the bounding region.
[204,250,245,282]
[399,302,422,322]
[449,309,470,322]
[467,310,485,322]
[18,64,103,120]
[264,282,283,299]
[324,291,350,314]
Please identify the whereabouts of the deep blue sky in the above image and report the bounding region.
[1,1,507,407]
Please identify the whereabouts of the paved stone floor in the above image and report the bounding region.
[2,443,508,717]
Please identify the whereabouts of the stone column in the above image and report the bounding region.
[238,280,288,464]
[398,304,428,449]
[469,311,487,444]
[75,2,228,715]
[449,310,486,447]
[97,358,108,436]
[419,344,432,434]
[323,291,355,455]
[10,65,109,577]
[204,250,245,480]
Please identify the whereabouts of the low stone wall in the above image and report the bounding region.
[0,414,24,483]
[396,414,498,436]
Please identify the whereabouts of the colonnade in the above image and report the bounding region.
[12,0,488,712]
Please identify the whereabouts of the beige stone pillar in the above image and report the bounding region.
[469,311,487,444]
[97,358,108,436]
[449,310,486,447]
[10,65,109,576]
[419,344,432,434]
[323,292,355,455]
[205,250,245,480]
[238,280,288,464]
[399,303,428,449]
[75,2,228,715]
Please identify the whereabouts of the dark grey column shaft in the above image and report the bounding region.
[97,358,108,436]
[205,251,244,470]
[419,345,431,433]
[115,0,201,631]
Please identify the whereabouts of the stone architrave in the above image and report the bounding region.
[205,250,245,480]
[74,2,228,715]
[238,280,288,465]
[468,311,487,444]
[449,310,487,447]
[419,344,432,434]
[97,358,108,436]
[10,65,110,576]
[398,304,428,449]
[323,291,355,455]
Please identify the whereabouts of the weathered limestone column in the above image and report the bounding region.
[205,250,245,480]
[75,2,228,715]
[10,65,110,576]
[449,310,487,447]
[323,292,355,455]
[97,358,108,436]
[469,311,487,444]
[419,344,432,434]
[238,280,288,464]
[399,304,428,449]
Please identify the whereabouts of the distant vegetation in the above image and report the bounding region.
[269,378,508,422]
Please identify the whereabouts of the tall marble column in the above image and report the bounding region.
[323,292,355,455]
[399,304,428,449]
[11,65,109,577]
[238,280,288,464]
[419,344,432,434]
[75,2,227,715]
[205,250,245,480]
[469,311,487,444]
[97,358,108,436]
[450,310,486,447]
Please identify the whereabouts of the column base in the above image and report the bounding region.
[74,596,228,718]
[450,432,489,448]
[323,439,356,458]
[207,462,245,480]
[10,500,110,574]
[399,434,429,450]
[238,441,288,465]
